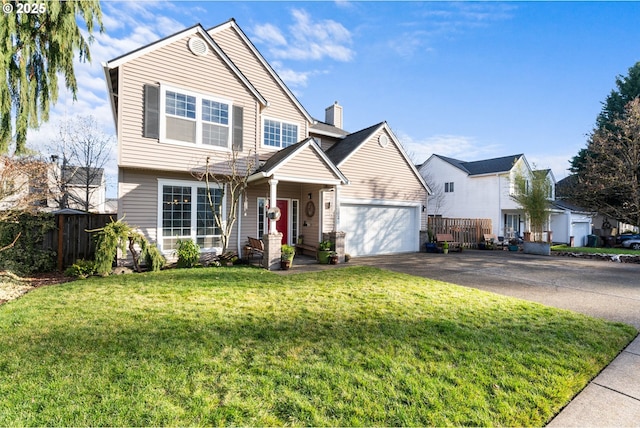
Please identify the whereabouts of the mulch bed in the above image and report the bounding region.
[0,272,72,306]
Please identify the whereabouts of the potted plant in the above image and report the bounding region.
[318,240,332,264]
[508,238,520,251]
[329,251,339,265]
[511,168,553,255]
[280,244,295,270]
[443,241,449,254]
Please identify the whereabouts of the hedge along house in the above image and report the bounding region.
[103,19,430,269]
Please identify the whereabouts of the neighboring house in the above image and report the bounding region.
[419,154,532,241]
[0,157,109,214]
[555,175,637,240]
[103,19,429,266]
[549,199,593,247]
[418,153,592,246]
[58,166,107,213]
[0,157,49,212]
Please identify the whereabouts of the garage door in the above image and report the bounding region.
[572,222,591,247]
[340,203,419,256]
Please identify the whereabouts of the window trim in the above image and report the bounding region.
[261,116,299,148]
[159,84,233,150]
[444,182,454,193]
[157,178,226,254]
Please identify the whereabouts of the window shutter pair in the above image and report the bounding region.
[143,83,243,151]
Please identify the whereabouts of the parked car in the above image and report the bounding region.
[617,233,640,244]
[621,239,640,250]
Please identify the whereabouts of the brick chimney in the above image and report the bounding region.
[325,101,343,129]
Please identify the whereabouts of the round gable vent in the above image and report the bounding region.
[378,134,389,148]
[188,37,208,56]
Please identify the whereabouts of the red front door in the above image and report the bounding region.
[276,199,289,245]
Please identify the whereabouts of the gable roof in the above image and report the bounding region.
[250,138,348,184]
[102,23,268,127]
[435,154,524,176]
[208,19,314,124]
[325,122,383,166]
[326,122,431,194]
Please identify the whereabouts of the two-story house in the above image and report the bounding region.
[103,19,429,268]
[419,153,593,246]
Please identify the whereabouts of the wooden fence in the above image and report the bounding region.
[50,213,114,271]
[427,217,492,248]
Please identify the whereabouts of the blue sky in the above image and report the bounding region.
[27,1,640,196]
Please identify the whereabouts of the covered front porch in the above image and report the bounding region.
[244,138,349,270]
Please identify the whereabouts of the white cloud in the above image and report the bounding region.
[395,130,503,165]
[251,8,354,62]
[253,23,287,46]
[388,3,516,58]
[271,61,312,88]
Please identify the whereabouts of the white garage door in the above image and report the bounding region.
[340,203,419,256]
[572,222,591,247]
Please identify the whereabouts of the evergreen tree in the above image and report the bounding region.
[570,99,640,227]
[0,0,103,154]
[571,61,640,173]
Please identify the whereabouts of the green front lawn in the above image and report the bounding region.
[0,267,635,426]
[552,244,640,255]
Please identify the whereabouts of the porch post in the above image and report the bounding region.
[268,179,279,232]
[264,178,281,270]
[333,184,341,231]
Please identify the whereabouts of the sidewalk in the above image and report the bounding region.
[548,336,640,426]
[279,251,640,426]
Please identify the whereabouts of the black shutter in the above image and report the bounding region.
[232,105,243,151]
[143,84,160,139]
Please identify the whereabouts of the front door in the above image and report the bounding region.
[276,199,289,245]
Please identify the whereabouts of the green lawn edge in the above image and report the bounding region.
[0,266,636,426]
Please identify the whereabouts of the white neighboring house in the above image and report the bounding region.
[418,153,593,246]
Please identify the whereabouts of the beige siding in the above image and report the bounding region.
[118,33,259,172]
[210,26,310,150]
[275,146,341,182]
[339,128,427,203]
[119,169,161,243]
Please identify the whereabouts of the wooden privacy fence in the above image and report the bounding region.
[427,217,492,249]
[49,213,113,271]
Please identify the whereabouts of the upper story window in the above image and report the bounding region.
[444,182,454,193]
[263,118,298,148]
[160,85,232,149]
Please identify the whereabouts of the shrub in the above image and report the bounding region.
[93,219,165,275]
[0,212,56,275]
[64,260,96,279]
[175,239,200,268]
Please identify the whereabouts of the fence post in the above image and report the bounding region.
[57,214,65,272]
